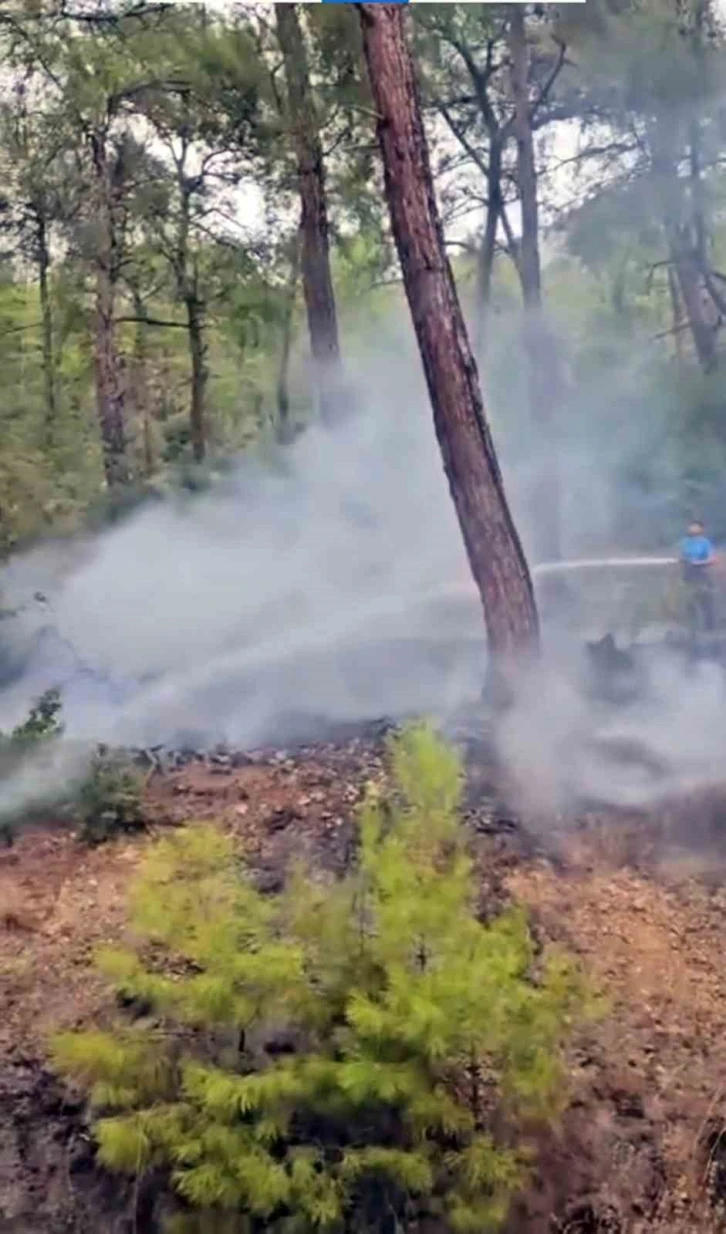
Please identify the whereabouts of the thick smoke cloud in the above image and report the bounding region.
[498,651,726,815]
[0,341,723,822]
[0,358,485,751]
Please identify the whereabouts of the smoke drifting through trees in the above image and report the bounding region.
[2,1,726,820]
[0,337,722,825]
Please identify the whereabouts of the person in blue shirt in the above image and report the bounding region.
[680,519,716,632]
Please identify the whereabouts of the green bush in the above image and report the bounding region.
[0,692,146,844]
[53,724,587,1233]
[6,687,64,745]
[74,747,146,845]
[0,686,64,763]
[0,687,65,844]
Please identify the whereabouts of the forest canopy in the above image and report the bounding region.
[0,0,724,558]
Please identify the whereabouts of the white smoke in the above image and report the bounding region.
[498,646,726,815]
[0,361,487,752]
[1,344,725,822]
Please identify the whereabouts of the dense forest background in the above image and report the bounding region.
[1,0,725,563]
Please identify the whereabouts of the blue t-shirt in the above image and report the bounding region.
[681,534,713,564]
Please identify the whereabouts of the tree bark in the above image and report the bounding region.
[185,289,208,465]
[509,9,541,306]
[34,212,58,452]
[671,238,718,371]
[276,225,301,443]
[474,136,502,361]
[358,3,538,664]
[276,3,341,425]
[172,163,207,463]
[169,146,209,464]
[130,288,155,478]
[90,132,130,488]
[508,6,561,563]
[648,112,720,373]
[667,263,687,365]
[658,184,718,373]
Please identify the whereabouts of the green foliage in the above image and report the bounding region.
[74,747,146,845]
[2,0,726,551]
[54,724,587,1233]
[0,687,64,844]
[0,691,145,846]
[0,685,64,773]
[7,686,63,745]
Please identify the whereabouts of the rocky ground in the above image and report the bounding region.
[3,731,726,1233]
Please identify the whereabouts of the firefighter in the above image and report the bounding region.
[680,519,716,634]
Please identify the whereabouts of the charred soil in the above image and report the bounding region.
[2,735,726,1232]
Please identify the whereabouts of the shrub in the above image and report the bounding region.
[0,687,64,844]
[2,686,64,748]
[74,746,146,844]
[53,723,587,1233]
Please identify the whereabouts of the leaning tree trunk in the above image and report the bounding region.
[275,3,341,425]
[90,133,129,488]
[508,6,561,563]
[36,212,57,450]
[359,3,538,664]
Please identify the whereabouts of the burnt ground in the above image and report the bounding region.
[3,736,726,1232]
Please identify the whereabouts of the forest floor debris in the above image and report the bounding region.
[2,736,726,1231]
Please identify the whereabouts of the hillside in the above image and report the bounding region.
[2,735,726,1233]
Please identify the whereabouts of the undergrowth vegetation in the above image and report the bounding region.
[0,688,145,845]
[0,687,66,844]
[4,686,64,746]
[75,746,146,845]
[53,724,590,1233]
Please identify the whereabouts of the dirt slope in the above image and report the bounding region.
[511,847,726,1232]
[2,742,726,1232]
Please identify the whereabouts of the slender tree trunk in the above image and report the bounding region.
[509,9,540,305]
[508,6,561,562]
[359,4,538,664]
[131,289,154,478]
[687,116,726,348]
[660,188,719,372]
[667,263,687,365]
[276,3,341,424]
[173,176,207,463]
[36,213,57,450]
[649,114,719,373]
[474,137,502,360]
[671,242,719,372]
[671,234,721,370]
[185,291,208,464]
[90,133,129,488]
[276,226,301,443]
[689,1,709,269]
